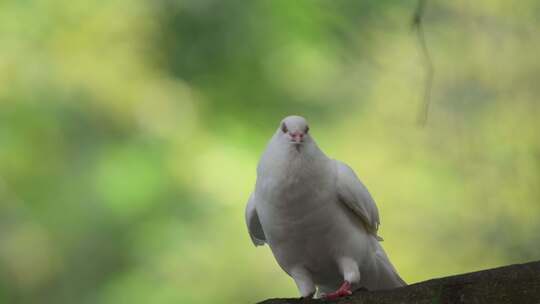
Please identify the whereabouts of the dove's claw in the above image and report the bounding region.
[323,281,352,300]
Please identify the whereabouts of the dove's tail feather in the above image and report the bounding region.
[374,243,407,288]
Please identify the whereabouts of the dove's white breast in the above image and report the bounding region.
[254,147,374,287]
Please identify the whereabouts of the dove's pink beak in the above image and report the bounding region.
[289,132,304,143]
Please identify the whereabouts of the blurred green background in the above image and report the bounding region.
[1,0,539,303]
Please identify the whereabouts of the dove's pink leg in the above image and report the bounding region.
[323,281,352,300]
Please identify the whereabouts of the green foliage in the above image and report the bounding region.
[0,0,539,303]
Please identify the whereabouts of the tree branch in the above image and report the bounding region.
[256,260,540,304]
[412,0,434,126]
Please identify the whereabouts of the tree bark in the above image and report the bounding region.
[257,260,540,304]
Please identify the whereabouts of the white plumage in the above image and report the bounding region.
[245,115,405,299]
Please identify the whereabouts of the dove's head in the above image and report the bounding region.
[277,115,311,145]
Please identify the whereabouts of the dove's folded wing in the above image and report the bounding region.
[335,160,382,239]
[245,193,267,246]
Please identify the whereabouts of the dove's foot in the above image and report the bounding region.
[323,281,352,300]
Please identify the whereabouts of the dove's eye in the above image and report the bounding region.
[281,123,288,133]
[305,126,309,134]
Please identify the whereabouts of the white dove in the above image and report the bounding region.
[245,115,405,299]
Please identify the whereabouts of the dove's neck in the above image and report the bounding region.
[257,136,331,194]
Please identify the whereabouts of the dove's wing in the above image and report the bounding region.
[335,160,382,239]
[245,193,266,246]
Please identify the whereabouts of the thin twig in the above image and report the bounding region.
[412,0,434,126]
